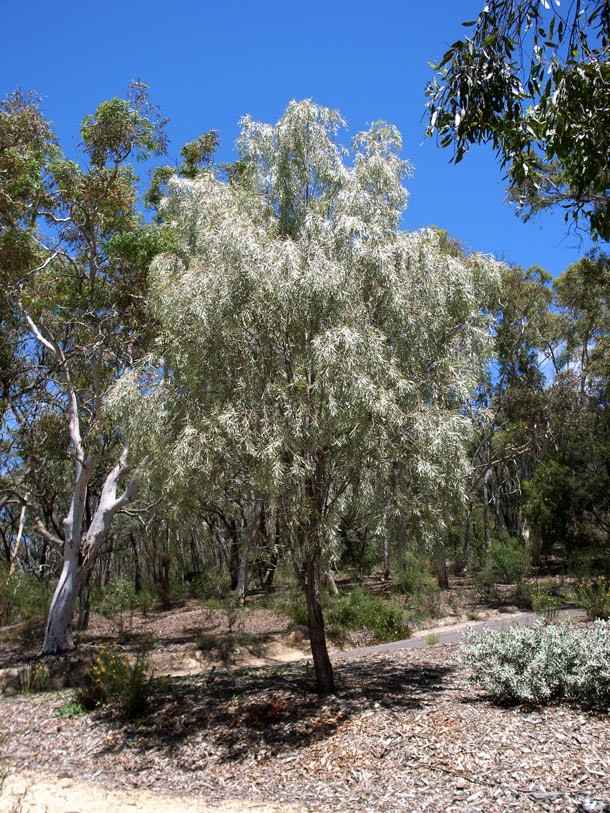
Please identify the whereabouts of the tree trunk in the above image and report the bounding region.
[456,511,470,576]
[235,544,248,603]
[435,556,449,590]
[8,503,27,576]
[42,448,136,655]
[76,569,91,631]
[132,534,142,593]
[261,550,278,592]
[158,551,171,608]
[324,570,340,596]
[43,539,80,654]
[383,535,391,581]
[482,473,491,548]
[303,552,335,694]
[228,520,240,591]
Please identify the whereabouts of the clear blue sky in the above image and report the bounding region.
[2,0,600,276]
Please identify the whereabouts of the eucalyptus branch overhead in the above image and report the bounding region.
[426,0,610,239]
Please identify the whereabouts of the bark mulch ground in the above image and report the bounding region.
[1,641,608,812]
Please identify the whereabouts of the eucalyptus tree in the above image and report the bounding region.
[113,100,500,693]
[461,251,610,563]
[426,0,610,239]
[0,84,176,654]
[524,251,610,557]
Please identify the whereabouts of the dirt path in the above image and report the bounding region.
[336,607,585,660]
[0,771,303,813]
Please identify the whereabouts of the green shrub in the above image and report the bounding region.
[95,581,155,634]
[17,662,50,694]
[464,621,610,707]
[530,586,561,621]
[513,580,532,609]
[267,591,307,627]
[575,578,610,621]
[473,568,496,603]
[284,587,409,642]
[54,700,87,718]
[95,579,138,635]
[0,569,51,626]
[339,534,378,576]
[202,593,246,633]
[474,536,530,603]
[392,551,442,620]
[167,575,187,605]
[134,588,155,617]
[190,570,231,602]
[288,596,309,627]
[412,586,443,619]
[393,550,438,597]
[326,587,409,642]
[76,648,152,719]
[197,634,218,653]
[485,536,530,584]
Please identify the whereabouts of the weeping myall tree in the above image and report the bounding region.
[112,100,500,693]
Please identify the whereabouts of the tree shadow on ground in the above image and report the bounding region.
[195,630,285,666]
[0,621,45,668]
[95,656,454,764]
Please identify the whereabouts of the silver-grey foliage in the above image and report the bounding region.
[464,621,610,707]
[111,99,501,691]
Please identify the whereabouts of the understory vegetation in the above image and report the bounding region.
[76,648,153,719]
[287,587,409,644]
[464,621,610,708]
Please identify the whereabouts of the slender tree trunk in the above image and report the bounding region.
[43,453,89,654]
[435,556,449,590]
[261,550,278,592]
[235,515,251,604]
[189,532,201,581]
[303,550,335,694]
[458,510,471,576]
[132,534,142,593]
[324,570,340,596]
[483,473,491,548]
[228,520,240,591]
[158,550,171,608]
[8,503,27,576]
[383,536,391,581]
[235,541,249,603]
[76,571,91,631]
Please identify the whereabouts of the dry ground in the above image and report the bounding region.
[1,638,609,812]
[0,602,308,677]
[0,584,606,812]
[0,575,543,675]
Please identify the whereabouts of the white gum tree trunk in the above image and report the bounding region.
[42,449,137,655]
[8,503,27,577]
[22,310,138,656]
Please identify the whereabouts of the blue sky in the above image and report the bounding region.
[2,0,600,276]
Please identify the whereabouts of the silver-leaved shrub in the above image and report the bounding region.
[463,621,610,707]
